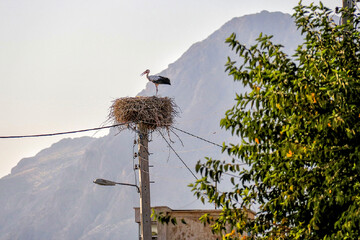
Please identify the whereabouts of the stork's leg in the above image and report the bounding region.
[155,84,159,95]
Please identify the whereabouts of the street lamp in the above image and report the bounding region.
[93,178,140,193]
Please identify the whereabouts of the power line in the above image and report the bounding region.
[0,123,127,139]
[158,130,198,180]
[171,126,249,165]
[223,171,241,179]
[171,126,224,149]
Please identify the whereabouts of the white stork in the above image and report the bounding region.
[141,69,171,95]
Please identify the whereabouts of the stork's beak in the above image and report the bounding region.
[140,71,146,76]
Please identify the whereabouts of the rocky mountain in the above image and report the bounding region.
[0,11,303,240]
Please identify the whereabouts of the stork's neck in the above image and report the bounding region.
[145,72,150,81]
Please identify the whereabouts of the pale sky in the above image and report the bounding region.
[0,0,340,177]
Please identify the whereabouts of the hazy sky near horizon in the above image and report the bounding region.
[0,0,340,177]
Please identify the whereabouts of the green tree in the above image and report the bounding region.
[191,2,360,239]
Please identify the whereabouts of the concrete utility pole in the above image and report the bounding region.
[137,123,152,240]
[342,0,354,25]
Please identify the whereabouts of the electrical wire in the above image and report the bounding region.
[158,130,198,180]
[0,123,128,139]
[171,126,250,165]
[171,126,223,149]
[222,171,241,179]
[0,121,246,168]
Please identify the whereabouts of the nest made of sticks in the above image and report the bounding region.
[109,96,178,130]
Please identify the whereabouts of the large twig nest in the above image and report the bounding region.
[109,96,178,130]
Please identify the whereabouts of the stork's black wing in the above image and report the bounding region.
[149,75,171,85]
